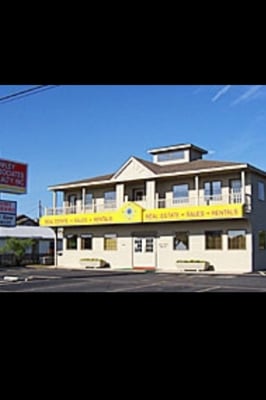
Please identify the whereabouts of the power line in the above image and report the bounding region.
[0,85,59,104]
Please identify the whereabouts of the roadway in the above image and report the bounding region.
[0,266,266,292]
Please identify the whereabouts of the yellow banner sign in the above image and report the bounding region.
[40,202,143,227]
[40,203,244,227]
[143,204,244,222]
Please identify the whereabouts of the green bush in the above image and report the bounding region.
[0,238,34,266]
[176,259,210,265]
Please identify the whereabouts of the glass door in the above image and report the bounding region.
[133,236,156,268]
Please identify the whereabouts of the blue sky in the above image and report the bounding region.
[0,84,266,218]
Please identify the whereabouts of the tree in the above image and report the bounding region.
[0,238,34,266]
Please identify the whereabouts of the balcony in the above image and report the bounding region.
[156,193,245,208]
[44,192,249,216]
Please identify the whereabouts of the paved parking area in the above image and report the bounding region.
[1,266,266,292]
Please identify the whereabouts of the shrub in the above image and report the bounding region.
[176,259,210,265]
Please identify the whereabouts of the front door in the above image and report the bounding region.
[133,188,145,201]
[133,236,156,269]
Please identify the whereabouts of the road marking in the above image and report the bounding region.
[196,286,221,292]
[107,282,160,292]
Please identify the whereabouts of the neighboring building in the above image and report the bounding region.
[39,143,266,273]
[16,214,38,226]
[0,222,56,266]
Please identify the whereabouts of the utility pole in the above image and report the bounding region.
[39,200,42,218]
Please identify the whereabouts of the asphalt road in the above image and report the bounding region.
[1,266,266,292]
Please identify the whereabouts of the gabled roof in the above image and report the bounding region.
[111,156,156,180]
[47,155,264,191]
[16,214,38,226]
[48,174,114,190]
[135,157,244,174]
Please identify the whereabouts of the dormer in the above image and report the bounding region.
[148,143,208,165]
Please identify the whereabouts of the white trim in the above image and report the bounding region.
[148,143,207,154]
[48,164,249,191]
[111,156,155,181]
[111,156,135,180]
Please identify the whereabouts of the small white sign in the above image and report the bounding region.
[0,213,16,227]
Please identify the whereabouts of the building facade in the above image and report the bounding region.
[0,225,56,266]
[40,143,266,273]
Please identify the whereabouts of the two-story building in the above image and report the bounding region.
[40,143,266,273]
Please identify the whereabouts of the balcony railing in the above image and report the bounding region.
[156,193,244,208]
[45,192,249,216]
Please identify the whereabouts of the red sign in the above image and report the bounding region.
[0,158,27,194]
[0,200,17,227]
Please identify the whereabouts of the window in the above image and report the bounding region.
[259,231,266,250]
[158,150,185,162]
[228,230,246,250]
[134,238,142,252]
[104,234,117,251]
[205,231,222,249]
[204,181,222,201]
[173,232,189,250]
[80,234,93,250]
[133,189,145,201]
[104,191,116,208]
[258,181,265,201]
[230,179,241,203]
[134,237,154,252]
[145,238,154,252]
[85,192,93,207]
[68,194,77,205]
[68,194,77,213]
[173,184,189,203]
[66,234,77,250]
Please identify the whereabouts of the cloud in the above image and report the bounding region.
[193,86,206,95]
[211,85,231,102]
[231,85,263,106]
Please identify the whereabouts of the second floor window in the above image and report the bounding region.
[204,181,222,201]
[68,194,77,213]
[104,191,116,208]
[258,181,265,201]
[173,184,189,203]
[85,192,93,208]
[230,179,241,203]
[68,194,77,205]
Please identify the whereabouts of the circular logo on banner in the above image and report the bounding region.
[124,207,135,220]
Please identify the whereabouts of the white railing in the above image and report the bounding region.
[45,201,117,215]
[156,193,243,209]
[45,191,248,216]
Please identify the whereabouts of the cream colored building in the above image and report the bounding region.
[40,143,266,273]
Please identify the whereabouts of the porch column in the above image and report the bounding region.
[116,183,124,208]
[52,191,57,211]
[241,170,245,203]
[54,227,58,267]
[146,180,155,209]
[195,175,199,205]
[82,187,86,211]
